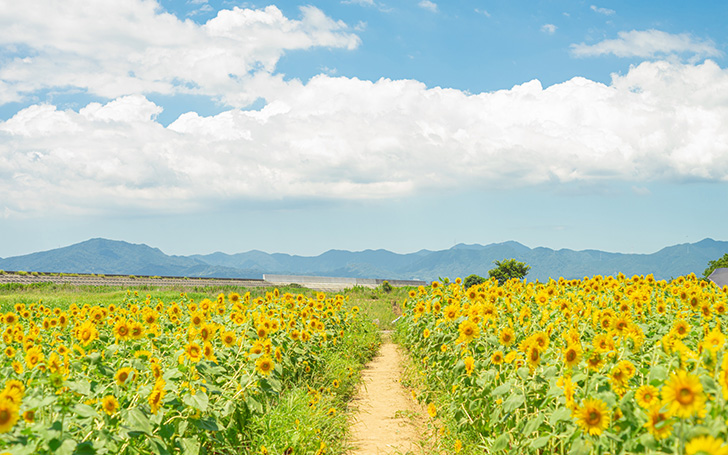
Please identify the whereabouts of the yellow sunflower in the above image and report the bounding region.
[114,367,137,387]
[185,342,202,363]
[574,398,610,436]
[255,356,275,376]
[661,370,706,418]
[457,319,480,344]
[635,385,660,409]
[101,395,119,416]
[643,405,672,440]
[0,398,19,433]
[563,344,582,369]
[686,435,728,455]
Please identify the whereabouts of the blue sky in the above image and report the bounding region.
[1,0,727,259]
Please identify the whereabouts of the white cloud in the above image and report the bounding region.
[418,1,438,13]
[474,8,491,18]
[0,1,361,107]
[571,29,722,60]
[541,24,557,35]
[590,5,615,15]
[2,60,728,217]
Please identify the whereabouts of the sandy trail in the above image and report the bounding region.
[348,334,426,454]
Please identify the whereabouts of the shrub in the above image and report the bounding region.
[463,274,486,289]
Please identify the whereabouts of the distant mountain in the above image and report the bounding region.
[0,238,257,278]
[0,237,726,282]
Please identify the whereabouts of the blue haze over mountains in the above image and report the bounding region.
[0,238,725,282]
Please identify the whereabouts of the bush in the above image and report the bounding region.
[463,274,486,289]
[381,280,393,293]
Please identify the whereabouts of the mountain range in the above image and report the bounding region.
[0,237,725,282]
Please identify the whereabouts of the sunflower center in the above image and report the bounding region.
[677,386,694,405]
[566,350,576,362]
[586,410,601,425]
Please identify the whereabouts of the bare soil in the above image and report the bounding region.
[348,334,427,454]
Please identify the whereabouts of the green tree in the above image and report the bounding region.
[463,274,486,289]
[703,253,728,280]
[488,258,530,285]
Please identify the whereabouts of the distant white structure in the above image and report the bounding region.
[263,274,426,292]
[709,267,728,287]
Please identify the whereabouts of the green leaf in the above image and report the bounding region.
[183,391,209,412]
[192,417,219,432]
[648,365,667,383]
[73,403,99,419]
[245,395,263,414]
[550,407,572,425]
[491,434,510,452]
[491,381,513,397]
[66,380,92,396]
[530,436,550,449]
[180,438,200,455]
[522,414,543,435]
[73,441,96,455]
[503,393,525,413]
[124,408,152,436]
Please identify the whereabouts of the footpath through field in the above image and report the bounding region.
[348,333,427,454]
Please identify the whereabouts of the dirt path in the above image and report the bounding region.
[348,334,426,454]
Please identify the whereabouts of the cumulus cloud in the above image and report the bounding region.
[0,0,360,107]
[418,1,438,13]
[541,24,557,35]
[571,29,722,60]
[2,60,728,217]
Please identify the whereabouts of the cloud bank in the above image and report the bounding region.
[2,60,728,217]
[0,1,360,106]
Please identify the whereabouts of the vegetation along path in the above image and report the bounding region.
[349,332,427,454]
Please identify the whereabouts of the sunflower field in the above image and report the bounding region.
[396,274,728,455]
[0,289,379,455]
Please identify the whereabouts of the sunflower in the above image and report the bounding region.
[101,395,119,416]
[22,409,35,423]
[203,342,216,362]
[635,385,660,409]
[574,398,610,436]
[672,319,690,338]
[458,319,480,344]
[586,352,605,371]
[524,343,541,371]
[3,346,15,358]
[443,305,459,321]
[0,397,19,433]
[114,367,137,387]
[77,320,98,346]
[642,405,672,440]
[685,435,728,455]
[498,327,515,346]
[148,380,166,415]
[221,330,237,347]
[463,356,475,376]
[491,350,504,365]
[423,328,431,338]
[185,342,202,363]
[427,403,437,418]
[113,319,130,341]
[255,356,275,376]
[563,344,582,369]
[661,370,706,418]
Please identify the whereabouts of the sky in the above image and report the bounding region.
[1,0,727,258]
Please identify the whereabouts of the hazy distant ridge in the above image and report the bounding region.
[0,238,725,282]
